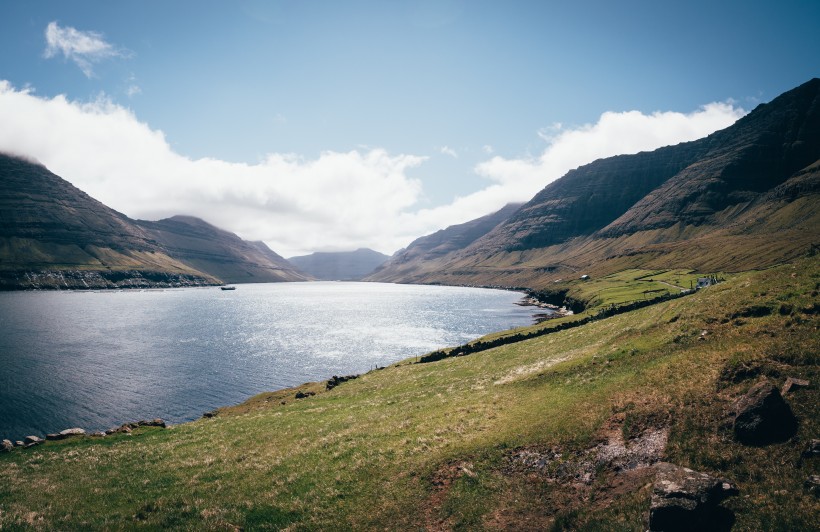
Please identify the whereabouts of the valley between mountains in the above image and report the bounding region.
[0,79,818,530]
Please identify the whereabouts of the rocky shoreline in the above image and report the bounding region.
[0,269,219,291]
[1,418,168,453]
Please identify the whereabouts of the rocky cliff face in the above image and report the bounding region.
[287,248,388,281]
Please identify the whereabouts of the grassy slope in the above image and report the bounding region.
[0,257,818,530]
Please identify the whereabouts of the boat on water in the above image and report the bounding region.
[220,286,236,291]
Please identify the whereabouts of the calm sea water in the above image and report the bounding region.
[0,282,540,440]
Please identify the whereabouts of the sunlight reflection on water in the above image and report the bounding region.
[0,282,540,439]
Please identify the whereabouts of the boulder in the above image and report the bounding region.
[1,439,13,452]
[14,441,24,447]
[58,428,86,439]
[732,381,798,445]
[24,435,44,447]
[649,462,738,531]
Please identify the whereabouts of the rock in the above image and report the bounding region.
[203,410,217,419]
[782,376,810,394]
[805,475,820,497]
[137,419,166,428]
[802,439,820,459]
[326,374,359,391]
[649,462,738,531]
[24,435,44,447]
[91,431,106,438]
[58,428,86,439]
[45,433,61,441]
[732,381,798,445]
[295,391,315,399]
[1,439,14,452]
[14,441,24,447]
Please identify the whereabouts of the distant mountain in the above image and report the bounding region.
[0,154,309,289]
[288,248,389,281]
[373,78,820,289]
[366,203,522,282]
[137,216,313,284]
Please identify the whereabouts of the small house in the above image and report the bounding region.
[696,277,714,289]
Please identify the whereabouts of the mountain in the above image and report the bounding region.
[367,203,522,283]
[137,216,313,284]
[0,153,309,289]
[372,78,820,289]
[0,153,219,289]
[288,248,389,281]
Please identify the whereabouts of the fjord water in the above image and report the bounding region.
[0,282,541,440]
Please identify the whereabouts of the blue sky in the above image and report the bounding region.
[1,1,818,255]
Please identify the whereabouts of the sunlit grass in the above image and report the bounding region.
[0,257,817,529]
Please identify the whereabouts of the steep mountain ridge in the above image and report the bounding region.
[367,203,522,282]
[137,216,312,284]
[375,79,820,289]
[0,154,309,288]
[0,153,219,289]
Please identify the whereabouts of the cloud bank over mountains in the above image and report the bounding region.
[0,81,745,256]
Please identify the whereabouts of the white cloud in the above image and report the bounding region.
[44,22,125,77]
[0,81,746,256]
[126,85,141,97]
[482,144,494,154]
[439,145,458,158]
[473,102,746,203]
[0,81,426,256]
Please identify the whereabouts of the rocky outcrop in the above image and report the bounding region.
[782,376,810,394]
[326,374,359,391]
[0,439,13,452]
[649,462,738,532]
[731,381,798,445]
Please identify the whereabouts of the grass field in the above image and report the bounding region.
[0,257,817,530]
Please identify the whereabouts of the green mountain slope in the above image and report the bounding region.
[379,79,820,290]
[367,203,522,283]
[0,153,219,289]
[0,154,310,288]
[138,216,313,284]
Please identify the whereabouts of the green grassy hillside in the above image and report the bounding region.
[1,256,817,530]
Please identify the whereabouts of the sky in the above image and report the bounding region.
[0,1,818,257]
